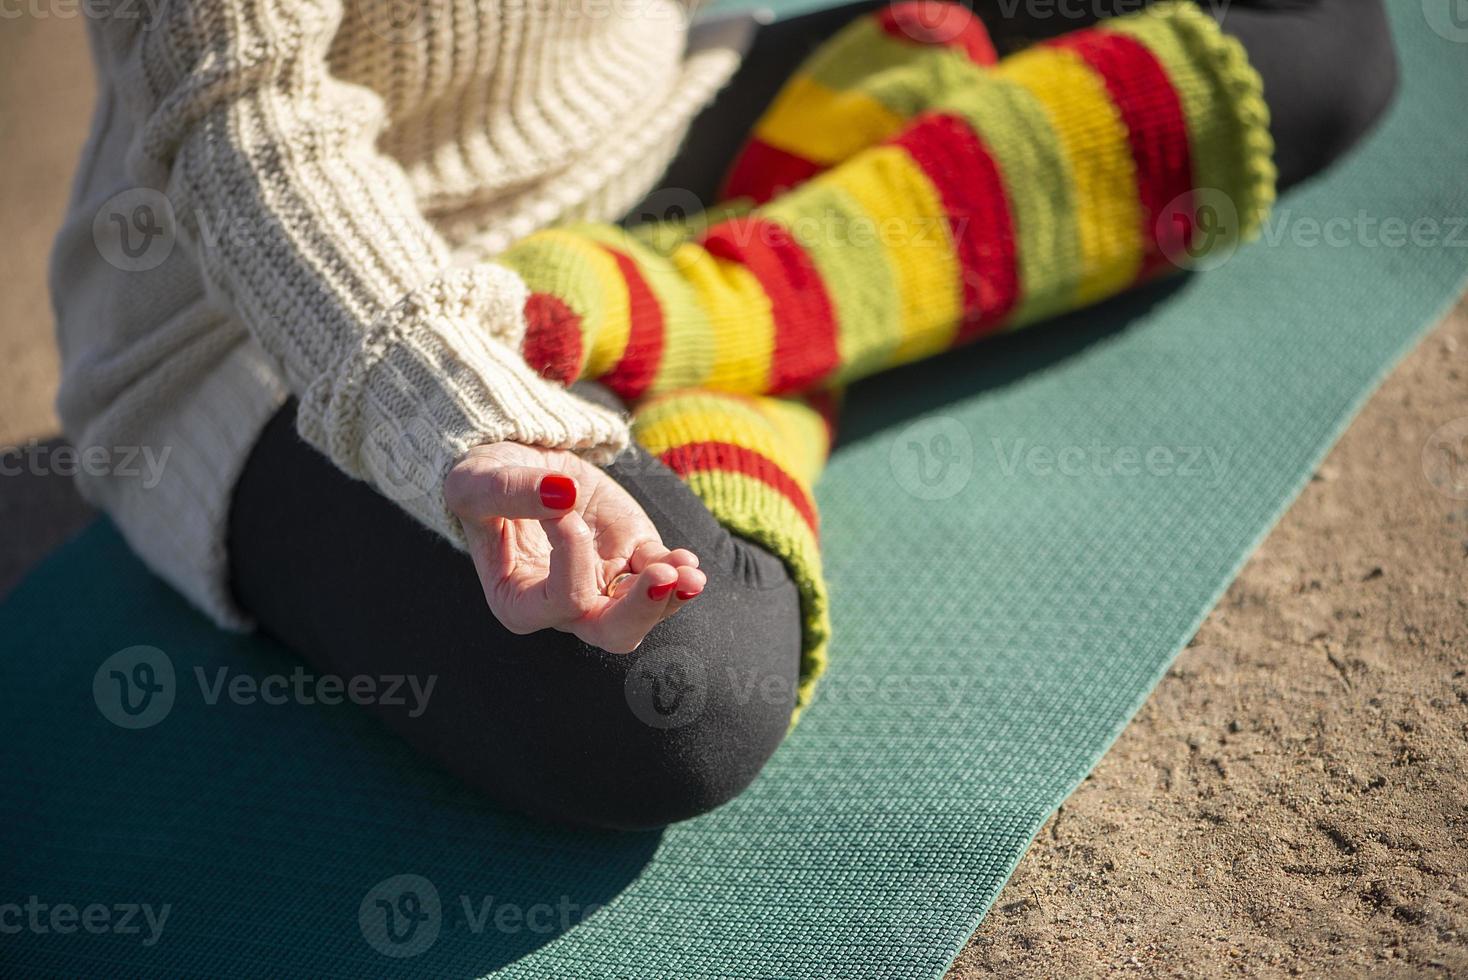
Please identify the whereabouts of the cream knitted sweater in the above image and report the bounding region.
[50,0,740,626]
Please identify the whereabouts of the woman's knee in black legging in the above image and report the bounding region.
[577,562,803,829]
[442,546,804,830]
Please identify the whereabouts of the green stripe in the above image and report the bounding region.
[938,74,1084,327]
[761,179,905,383]
[804,17,979,120]
[676,467,828,718]
[571,224,715,393]
[802,18,922,92]
[1104,6,1273,249]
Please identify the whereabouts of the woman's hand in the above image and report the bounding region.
[444,443,706,654]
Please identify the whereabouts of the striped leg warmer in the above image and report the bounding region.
[721,0,999,205]
[632,390,835,719]
[497,1,1276,713]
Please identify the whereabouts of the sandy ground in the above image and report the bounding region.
[955,307,1468,978]
[2,14,1465,978]
[0,16,88,447]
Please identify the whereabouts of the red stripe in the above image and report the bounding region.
[599,246,665,400]
[521,293,583,385]
[891,112,1019,342]
[877,1,998,65]
[1053,30,1195,281]
[721,138,827,206]
[700,216,840,394]
[659,441,820,535]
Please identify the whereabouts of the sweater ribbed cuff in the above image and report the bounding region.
[297,265,631,548]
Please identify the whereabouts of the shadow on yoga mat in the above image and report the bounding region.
[4,2,1467,976]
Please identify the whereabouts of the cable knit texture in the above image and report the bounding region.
[51,0,739,627]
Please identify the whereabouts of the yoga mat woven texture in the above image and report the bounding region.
[3,4,1466,976]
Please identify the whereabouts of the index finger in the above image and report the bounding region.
[447,464,579,522]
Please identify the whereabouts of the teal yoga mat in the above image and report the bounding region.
[4,4,1466,976]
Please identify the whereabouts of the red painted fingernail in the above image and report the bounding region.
[539,475,576,510]
[647,582,676,601]
[675,589,702,600]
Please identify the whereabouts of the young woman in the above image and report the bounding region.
[53,0,1395,828]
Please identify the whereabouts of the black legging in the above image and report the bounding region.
[228,0,1397,830]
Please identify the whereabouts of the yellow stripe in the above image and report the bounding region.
[754,74,909,167]
[747,396,831,485]
[996,46,1144,305]
[575,225,714,394]
[762,179,903,384]
[635,408,785,461]
[633,393,823,483]
[499,229,630,377]
[635,391,831,486]
[671,243,776,395]
[634,389,768,433]
[823,145,963,368]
